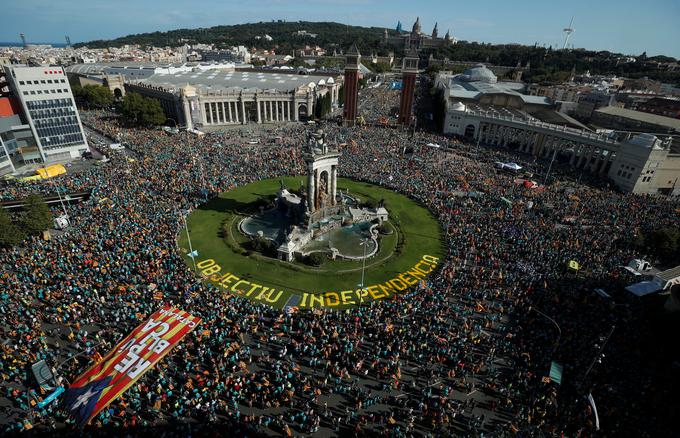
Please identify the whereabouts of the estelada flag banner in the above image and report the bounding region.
[64,306,201,426]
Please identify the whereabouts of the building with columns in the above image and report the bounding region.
[383,17,456,52]
[442,102,680,195]
[124,69,342,129]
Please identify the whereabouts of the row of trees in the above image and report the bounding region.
[0,195,53,247]
[432,42,680,85]
[119,92,166,126]
[76,21,390,56]
[630,226,680,266]
[75,20,679,86]
[71,85,166,127]
[72,84,114,109]
[314,93,333,118]
[364,62,392,74]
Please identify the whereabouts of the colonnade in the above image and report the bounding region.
[477,122,616,175]
[202,98,300,126]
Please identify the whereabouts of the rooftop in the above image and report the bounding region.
[657,265,680,282]
[134,70,336,94]
[594,106,680,130]
[65,61,237,76]
[446,77,551,106]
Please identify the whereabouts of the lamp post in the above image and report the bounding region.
[544,149,557,185]
[49,177,70,227]
[182,210,198,272]
[358,237,369,306]
[530,306,561,355]
[582,325,616,385]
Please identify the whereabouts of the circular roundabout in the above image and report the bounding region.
[179,176,444,310]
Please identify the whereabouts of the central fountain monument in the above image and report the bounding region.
[240,129,389,262]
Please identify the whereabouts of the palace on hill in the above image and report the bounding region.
[383,17,456,52]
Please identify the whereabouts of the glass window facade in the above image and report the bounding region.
[27,98,84,150]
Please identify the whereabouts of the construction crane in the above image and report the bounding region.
[20,33,27,49]
[562,17,575,50]
[65,36,71,48]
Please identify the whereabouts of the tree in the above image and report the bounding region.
[83,85,114,108]
[120,92,166,126]
[378,222,393,235]
[72,84,114,109]
[648,227,680,263]
[250,236,274,255]
[22,195,52,236]
[369,62,391,73]
[314,93,332,118]
[0,208,25,247]
[306,252,325,267]
[425,64,442,79]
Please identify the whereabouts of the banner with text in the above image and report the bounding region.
[64,306,201,426]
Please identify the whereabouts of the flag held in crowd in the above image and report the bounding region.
[549,361,563,385]
[568,260,580,271]
[64,306,201,426]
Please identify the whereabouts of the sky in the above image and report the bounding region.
[3,0,680,58]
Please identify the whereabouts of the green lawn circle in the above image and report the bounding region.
[179,177,444,310]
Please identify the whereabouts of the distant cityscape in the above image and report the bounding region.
[2,19,679,195]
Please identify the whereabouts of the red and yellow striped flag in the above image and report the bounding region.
[64,306,201,426]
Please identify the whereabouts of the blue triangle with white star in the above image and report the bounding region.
[64,376,113,426]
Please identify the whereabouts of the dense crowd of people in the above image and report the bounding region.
[0,91,677,437]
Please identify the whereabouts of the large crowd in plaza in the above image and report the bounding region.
[0,88,678,437]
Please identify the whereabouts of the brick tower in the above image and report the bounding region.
[398,49,419,125]
[343,44,361,126]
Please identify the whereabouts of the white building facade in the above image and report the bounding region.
[4,65,88,163]
[443,102,680,195]
[126,70,342,129]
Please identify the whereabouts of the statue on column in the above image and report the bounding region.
[307,129,327,154]
[317,177,328,209]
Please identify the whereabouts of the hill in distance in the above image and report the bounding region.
[75,21,393,55]
[74,20,679,85]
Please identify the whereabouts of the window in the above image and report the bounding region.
[23,91,28,95]
[41,80,46,84]
[19,81,25,85]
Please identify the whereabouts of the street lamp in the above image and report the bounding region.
[530,306,562,355]
[544,149,557,185]
[582,325,616,385]
[358,237,369,306]
[181,210,198,272]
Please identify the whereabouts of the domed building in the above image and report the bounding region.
[383,17,456,52]
[434,64,551,111]
[460,64,498,84]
